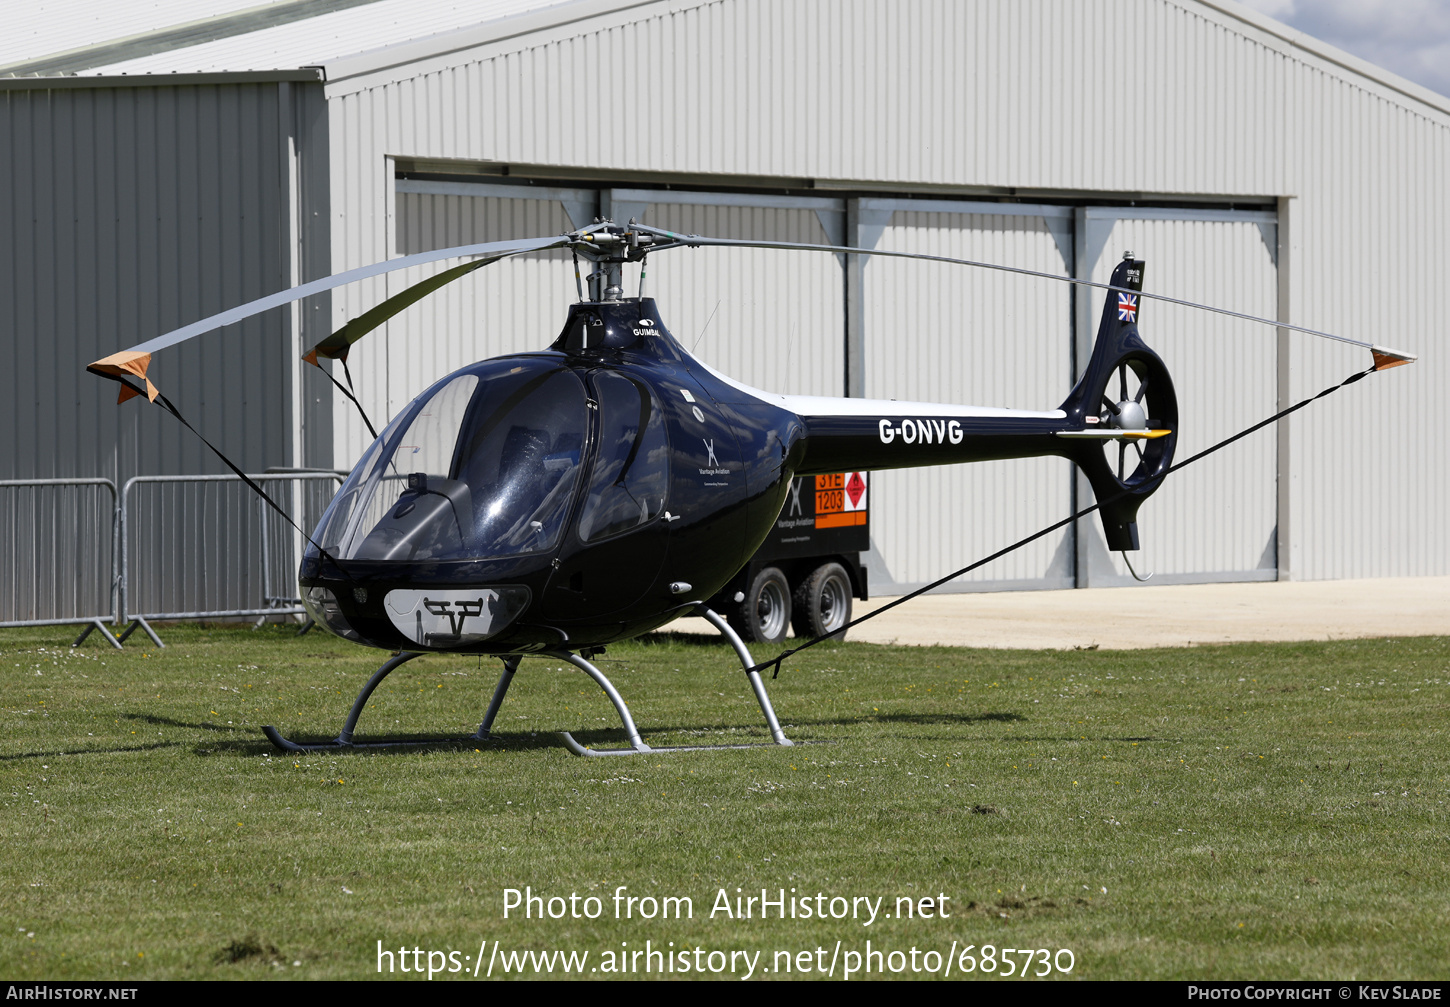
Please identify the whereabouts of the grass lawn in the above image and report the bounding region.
[1,623,1447,980]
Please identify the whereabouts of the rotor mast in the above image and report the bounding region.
[574,218,669,302]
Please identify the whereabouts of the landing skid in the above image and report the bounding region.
[554,605,794,756]
[260,605,794,756]
[261,652,520,753]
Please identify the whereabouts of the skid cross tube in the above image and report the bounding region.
[554,604,795,756]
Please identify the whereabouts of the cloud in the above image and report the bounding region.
[1235,0,1450,97]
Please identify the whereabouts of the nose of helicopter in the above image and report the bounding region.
[301,582,533,650]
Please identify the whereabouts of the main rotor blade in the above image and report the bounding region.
[632,226,1417,363]
[307,257,491,362]
[115,234,571,359]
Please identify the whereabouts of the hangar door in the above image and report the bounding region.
[384,181,844,467]
[1074,208,1280,586]
[861,200,1077,592]
[377,180,585,462]
[856,201,1278,592]
[595,188,846,399]
[391,180,1277,591]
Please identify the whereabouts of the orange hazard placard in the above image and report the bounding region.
[815,472,867,528]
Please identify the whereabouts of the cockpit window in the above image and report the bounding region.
[577,371,670,542]
[452,369,585,555]
[310,360,588,562]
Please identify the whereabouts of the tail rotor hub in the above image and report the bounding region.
[1109,399,1148,430]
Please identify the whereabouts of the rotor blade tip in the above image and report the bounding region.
[1371,345,1418,370]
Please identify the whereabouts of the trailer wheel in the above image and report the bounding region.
[729,567,792,644]
[792,562,853,641]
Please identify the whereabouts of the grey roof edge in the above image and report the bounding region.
[0,69,324,89]
[318,0,1450,118]
[395,155,1284,206]
[0,0,382,78]
[318,0,671,84]
[1192,0,1450,119]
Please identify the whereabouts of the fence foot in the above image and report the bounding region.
[295,619,315,637]
[118,617,164,648]
[73,619,123,650]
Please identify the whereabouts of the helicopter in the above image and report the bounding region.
[87,219,1412,756]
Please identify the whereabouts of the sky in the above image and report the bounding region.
[1236,0,1450,97]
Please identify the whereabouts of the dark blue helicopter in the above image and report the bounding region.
[90,220,1185,756]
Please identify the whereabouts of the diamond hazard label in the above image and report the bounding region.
[814,472,868,528]
[812,473,864,533]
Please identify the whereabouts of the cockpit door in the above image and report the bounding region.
[541,370,673,621]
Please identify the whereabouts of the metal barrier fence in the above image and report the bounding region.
[119,472,344,641]
[0,478,121,647]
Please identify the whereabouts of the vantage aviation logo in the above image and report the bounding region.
[699,437,729,477]
[878,418,965,445]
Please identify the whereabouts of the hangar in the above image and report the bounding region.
[2,0,1446,627]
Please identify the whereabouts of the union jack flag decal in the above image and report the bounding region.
[1117,293,1138,323]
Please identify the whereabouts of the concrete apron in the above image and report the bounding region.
[664,577,1450,650]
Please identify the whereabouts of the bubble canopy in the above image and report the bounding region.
[311,358,591,564]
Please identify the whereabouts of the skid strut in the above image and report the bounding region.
[260,605,794,755]
[261,653,523,753]
[555,604,794,756]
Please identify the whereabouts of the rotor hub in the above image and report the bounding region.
[1110,399,1148,430]
[573,218,666,303]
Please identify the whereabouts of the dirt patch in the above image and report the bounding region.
[215,937,285,965]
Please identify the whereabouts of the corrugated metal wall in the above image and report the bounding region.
[10,0,1440,620]
[1,80,334,625]
[324,0,1449,582]
[327,0,1301,193]
[1,82,299,483]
